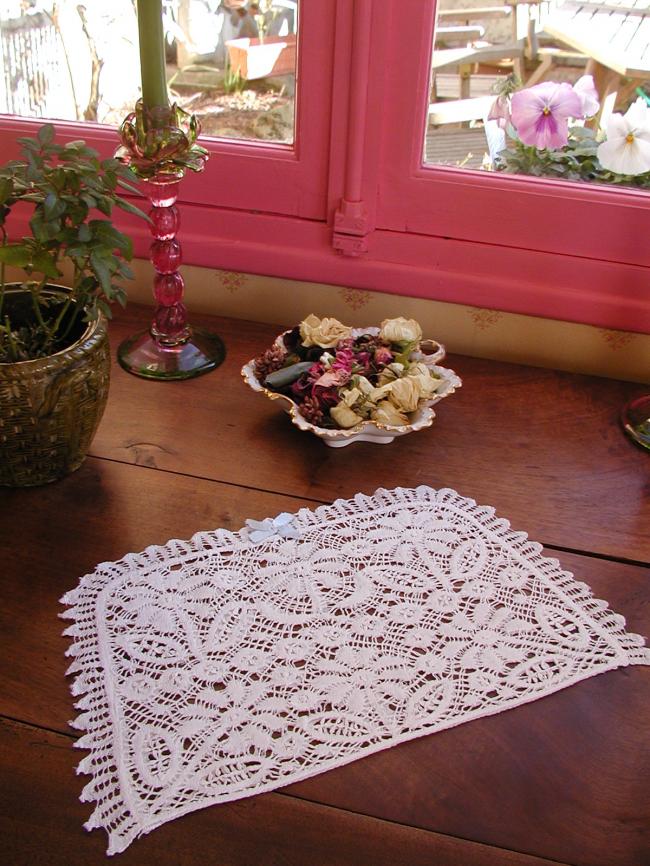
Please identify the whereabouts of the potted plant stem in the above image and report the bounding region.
[0,123,147,486]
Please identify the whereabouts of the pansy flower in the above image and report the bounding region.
[510,82,583,149]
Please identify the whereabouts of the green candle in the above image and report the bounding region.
[137,0,169,110]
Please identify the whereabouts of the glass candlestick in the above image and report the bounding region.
[117,174,225,380]
[621,394,650,451]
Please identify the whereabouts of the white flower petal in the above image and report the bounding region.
[597,137,650,175]
[573,75,600,117]
[624,138,650,175]
[624,97,650,130]
[602,112,630,139]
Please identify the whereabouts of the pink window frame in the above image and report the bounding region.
[0,0,647,334]
[0,1,335,221]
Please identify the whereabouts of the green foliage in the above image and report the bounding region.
[494,124,650,188]
[223,57,246,95]
[0,124,147,362]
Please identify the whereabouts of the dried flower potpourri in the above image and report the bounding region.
[251,315,448,430]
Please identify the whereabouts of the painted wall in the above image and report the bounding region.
[125,259,650,384]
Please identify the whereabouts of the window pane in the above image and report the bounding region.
[0,0,297,144]
[424,0,650,189]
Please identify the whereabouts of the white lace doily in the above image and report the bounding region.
[60,486,650,855]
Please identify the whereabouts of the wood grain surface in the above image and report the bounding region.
[0,718,569,866]
[90,307,650,562]
[1,305,648,866]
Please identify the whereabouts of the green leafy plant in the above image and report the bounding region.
[223,56,246,94]
[489,74,650,188]
[494,125,650,188]
[0,124,147,362]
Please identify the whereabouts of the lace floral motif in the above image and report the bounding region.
[60,486,650,855]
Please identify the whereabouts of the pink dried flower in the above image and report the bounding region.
[315,368,351,388]
[291,376,312,401]
[332,348,355,373]
[356,349,372,364]
[317,386,341,409]
[307,361,325,382]
[374,346,393,366]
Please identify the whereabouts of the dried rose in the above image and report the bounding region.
[406,362,442,400]
[379,317,423,344]
[314,368,351,388]
[377,362,405,386]
[371,400,410,426]
[300,315,353,348]
[374,346,393,366]
[317,386,341,409]
[290,376,312,401]
[330,402,364,428]
[387,377,421,413]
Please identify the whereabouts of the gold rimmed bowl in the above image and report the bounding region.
[241,327,462,447]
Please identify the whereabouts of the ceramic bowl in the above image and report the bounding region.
[241,327,462,447]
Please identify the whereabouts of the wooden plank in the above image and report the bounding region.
[0,450,647,865]
[1,718,570,866]
[80,306,649,562]
[438,7,514,22]
[3,453,647,734]
[0,458,313,732]
[433,73,505,99]
[436,24,487,43]
[286,660,650,866]
[432,41,525,70]
[425,125,490,169]
[544,1,650,75]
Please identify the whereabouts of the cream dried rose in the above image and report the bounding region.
[371,400,409,426]
[377,362,405,387]
[299,314,353,348]
[379,317,423,344]
[387,376,421,413]
[330,402,364,428]
[406,362,442,400]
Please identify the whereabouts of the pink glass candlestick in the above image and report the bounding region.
[621,394,650,451]
[117,174,225,380]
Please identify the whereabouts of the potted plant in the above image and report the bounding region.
[0,123,146,487]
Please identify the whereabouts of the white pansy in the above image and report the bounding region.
[597,98,650,176]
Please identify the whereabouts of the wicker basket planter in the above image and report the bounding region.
[0,286,111,487]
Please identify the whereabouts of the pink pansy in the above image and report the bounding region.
[511,82,583,149]
[487,93,512,130]
[572,75,600,118]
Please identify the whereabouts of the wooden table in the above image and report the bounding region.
[1,305,649,866]
[544,0,650,116]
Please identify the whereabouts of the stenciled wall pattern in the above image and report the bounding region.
[36,259,650,385]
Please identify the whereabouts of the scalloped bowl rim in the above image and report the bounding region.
[241,327,462,440]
